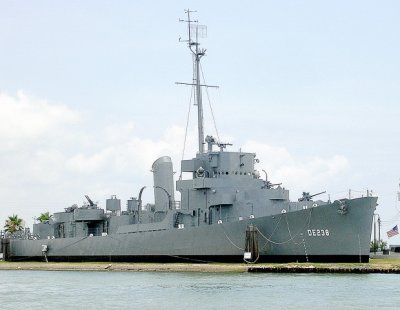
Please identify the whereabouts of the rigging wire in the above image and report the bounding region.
[199,62,220,142]
[179,85,194,180]
[179,56,196,180]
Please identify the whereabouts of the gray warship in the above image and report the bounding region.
[1,11,377,263]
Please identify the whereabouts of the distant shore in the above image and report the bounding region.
[1,256,400,273]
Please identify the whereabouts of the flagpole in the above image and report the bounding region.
[378,215,381,244]
[373,214,376,254]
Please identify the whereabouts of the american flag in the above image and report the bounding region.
[387,225,399,238]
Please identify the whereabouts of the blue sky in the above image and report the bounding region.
[0,1,399,241]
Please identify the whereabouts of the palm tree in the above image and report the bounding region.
[37,212,52,223]
[4,214,24,233]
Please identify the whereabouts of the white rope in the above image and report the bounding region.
[285,214,305,246]
[222,229,245,251]
[243,253,260,264]
[259,215,284,250]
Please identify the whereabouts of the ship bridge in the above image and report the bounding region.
[180,151,256,180]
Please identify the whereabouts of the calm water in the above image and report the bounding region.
[0,270,399,309]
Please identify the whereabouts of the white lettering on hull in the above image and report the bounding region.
[307,229,330,237]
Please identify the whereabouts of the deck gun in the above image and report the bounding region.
[265,181,282,189]
[262,169,282,189]
[85,195,97,208]
[298,191,326,202]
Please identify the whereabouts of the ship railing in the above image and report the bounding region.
[329,189,377,201]
[0,231,40,240]
[209,214,258,225]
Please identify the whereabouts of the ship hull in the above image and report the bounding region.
[7,197,376,263]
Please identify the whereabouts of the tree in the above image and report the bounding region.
[370,239,388,252]
[380,240,388,251]
[370,241,379,252]
[37,212,52,223]
[4,214,24,233]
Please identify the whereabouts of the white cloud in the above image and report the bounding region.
[67,124,197,177]
[104,122,136,144]
[242,140,349,194]
[0,91,79,142]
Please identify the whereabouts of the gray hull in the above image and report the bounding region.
[8,197,376,263]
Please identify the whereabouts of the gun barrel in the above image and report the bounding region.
[310,191,326,198]
[85,195,95,206]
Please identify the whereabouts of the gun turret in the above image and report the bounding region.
[64,204,78,213]
[298,191,326,202]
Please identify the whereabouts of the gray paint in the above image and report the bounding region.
[152,156,175,211]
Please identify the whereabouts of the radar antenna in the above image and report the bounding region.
[176,9,218,154]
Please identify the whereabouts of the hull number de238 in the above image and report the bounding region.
[307,229,330,237]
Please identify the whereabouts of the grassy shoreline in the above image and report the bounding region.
[1,257,400,273]
[0,261,248,272]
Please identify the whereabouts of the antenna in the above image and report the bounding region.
[190,24,207,39]
[176,10,218,154]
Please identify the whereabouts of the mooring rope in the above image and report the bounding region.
[221,225,244,251]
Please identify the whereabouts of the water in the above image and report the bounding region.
[0,270,399,309]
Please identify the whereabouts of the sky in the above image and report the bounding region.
[0,1,399,242]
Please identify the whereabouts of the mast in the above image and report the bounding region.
[194,31,205,154]
[179,10,206,153]
[177,10,218,154]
